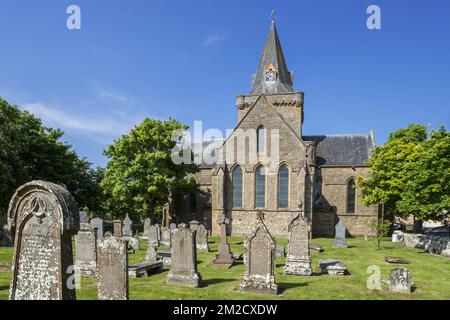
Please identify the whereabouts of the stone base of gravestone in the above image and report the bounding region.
[319,259,348,276]
[240,278,278,296]
[332,238,348,248]
[283,256,312,276]
[389,268,412,293]
[167,270,202,287]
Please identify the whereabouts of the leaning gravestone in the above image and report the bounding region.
[75,223,97,277]
[122,213,133,237]
[7,181,80,300]
[240,212,278,295]
[283,206,312,276]
[141,218,152,240]
[97,236,128,300]
[389,268,412,293]
[90,217,104,240]
[196,224,209,251]
[333,219,348,248]
[166,223,202,287]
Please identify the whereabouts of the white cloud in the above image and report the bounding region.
[202,35,225,46]
[97,88,132,103]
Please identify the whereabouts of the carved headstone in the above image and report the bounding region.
[240,212,278,295]
[389,268,412,293]
[161,227,171,247]
[97,236,128,300]
[213,214,234,266]
[333,219,348,248]
[196,224,209,251]
[7,181,80,300]
[122,213,133,237]
[75,223,97,277]
[141,218,152,240]
[166,223,202,287]
[283,209,312,276]
[90,217,104,240]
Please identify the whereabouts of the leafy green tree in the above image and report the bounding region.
[101,118,199,220]
[357,124,450,224]
[0,98,103,216]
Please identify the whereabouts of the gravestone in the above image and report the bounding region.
[148,224,159,246]
[113,220,122,237]
[0,224,13,247]
[213,215,234,266]
[141,218,152,240]
[75,223,97,277]
[145,241,158,262]
[189,220,200,232]
[319,259,348,276]
[155,223,161,241]
[90,217,104,240]
[283,206,312,276]
[161,227,171,247]
[79,210,89,223]
[196,224,209,251]
[97,236,128,300]
[122,213,133,237]
[170,222,177,230]
[122,236,140,254]
[7,181,80,300]
[240,212,278,295]
[275,244,285,258]
[166,223,202,287]
[333,219,348,248]
[389,268,412,293]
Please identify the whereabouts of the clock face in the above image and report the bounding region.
[265,71,276,82]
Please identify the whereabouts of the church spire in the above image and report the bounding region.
[250,12,294,94]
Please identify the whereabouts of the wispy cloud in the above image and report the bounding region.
[97,88,132,103]
[202,35,225,47]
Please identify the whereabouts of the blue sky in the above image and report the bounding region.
[1,0,449,167]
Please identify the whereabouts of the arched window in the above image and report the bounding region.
[255,166,266,208]
[278,165,289,208]
[347,179,356,213]
[257,126,265,155]
[232,166,243,208]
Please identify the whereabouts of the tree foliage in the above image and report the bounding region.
[357,124,450,222]
[0,98,103,215]
[101,118,199,219]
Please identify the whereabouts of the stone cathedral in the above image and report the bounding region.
[167,19,379,237]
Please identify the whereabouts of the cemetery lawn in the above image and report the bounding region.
[0,236,449,300]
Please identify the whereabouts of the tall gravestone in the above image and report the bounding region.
[213,215,234,266]
[196,224,209,251]
[389,268,412,293]
[7,181,80,300]
[141,218,152,240]
[155,223,161,241]
[240,212,278,295]
[333,219,348,248]
[97,236,128,300]
[166,223,202,287]
[75,223,97,277]
[90,217,104,240]
[122,213,133,237]
[283,204,312,276]
[113,220,122,237]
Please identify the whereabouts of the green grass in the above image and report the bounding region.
[0,236,449,300]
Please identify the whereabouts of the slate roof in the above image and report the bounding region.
[303,133,375,167]
[250,21,294,95]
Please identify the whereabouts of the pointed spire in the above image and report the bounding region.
[250,14,294,94]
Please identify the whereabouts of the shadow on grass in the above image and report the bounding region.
[0,286,9,291]
[202,278,236,287]
[278,281,309,294]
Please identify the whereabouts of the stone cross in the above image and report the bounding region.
[389,268,412,293]
[240,212,278,295]
[333,219,348,248]
[166,223,202,287]
[75,223,97,278]
[196,224,209,251]
[97,236,128,300]
[213,214,234,266]
[7,181,80,300]
[122,213,133,237]
[90,217,104,240]
[283,209,312,276]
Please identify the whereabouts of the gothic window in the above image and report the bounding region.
[347,179,356,214]
[278,165,289,208]
[255,166,266,208]
[257,126,265,155]
[232,166,243,208]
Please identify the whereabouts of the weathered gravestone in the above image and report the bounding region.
[155,223,161,241]
[141,218,152,240]
[170,222,177,230]
[189,220,200,232]
[333,219,348,248]
[145,241,158,262]
[240,212,278,295]
[389,268,412,293]
[113,220,122,237]
[122,213,133,237]
[161,227,171,247]
[319,259,348,276]
[196,224,209,251]
[90,217,104,240]
[275,244,285,258]
[75,223,97,277]
[283,205,312,276]
[147,224,159,246]
[7,181,80,300]
[166,223,202,287]
[79,210,89,223]
[213,214,234,266]
[97,236,128,300]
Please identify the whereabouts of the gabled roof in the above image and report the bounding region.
[303,133,375,167]
[250,21,294,95]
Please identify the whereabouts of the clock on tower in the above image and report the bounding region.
[265,64,277,82]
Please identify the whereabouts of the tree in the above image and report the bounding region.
[357,124,450,224]
[101,118,199,220]
[0,98,103,215]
